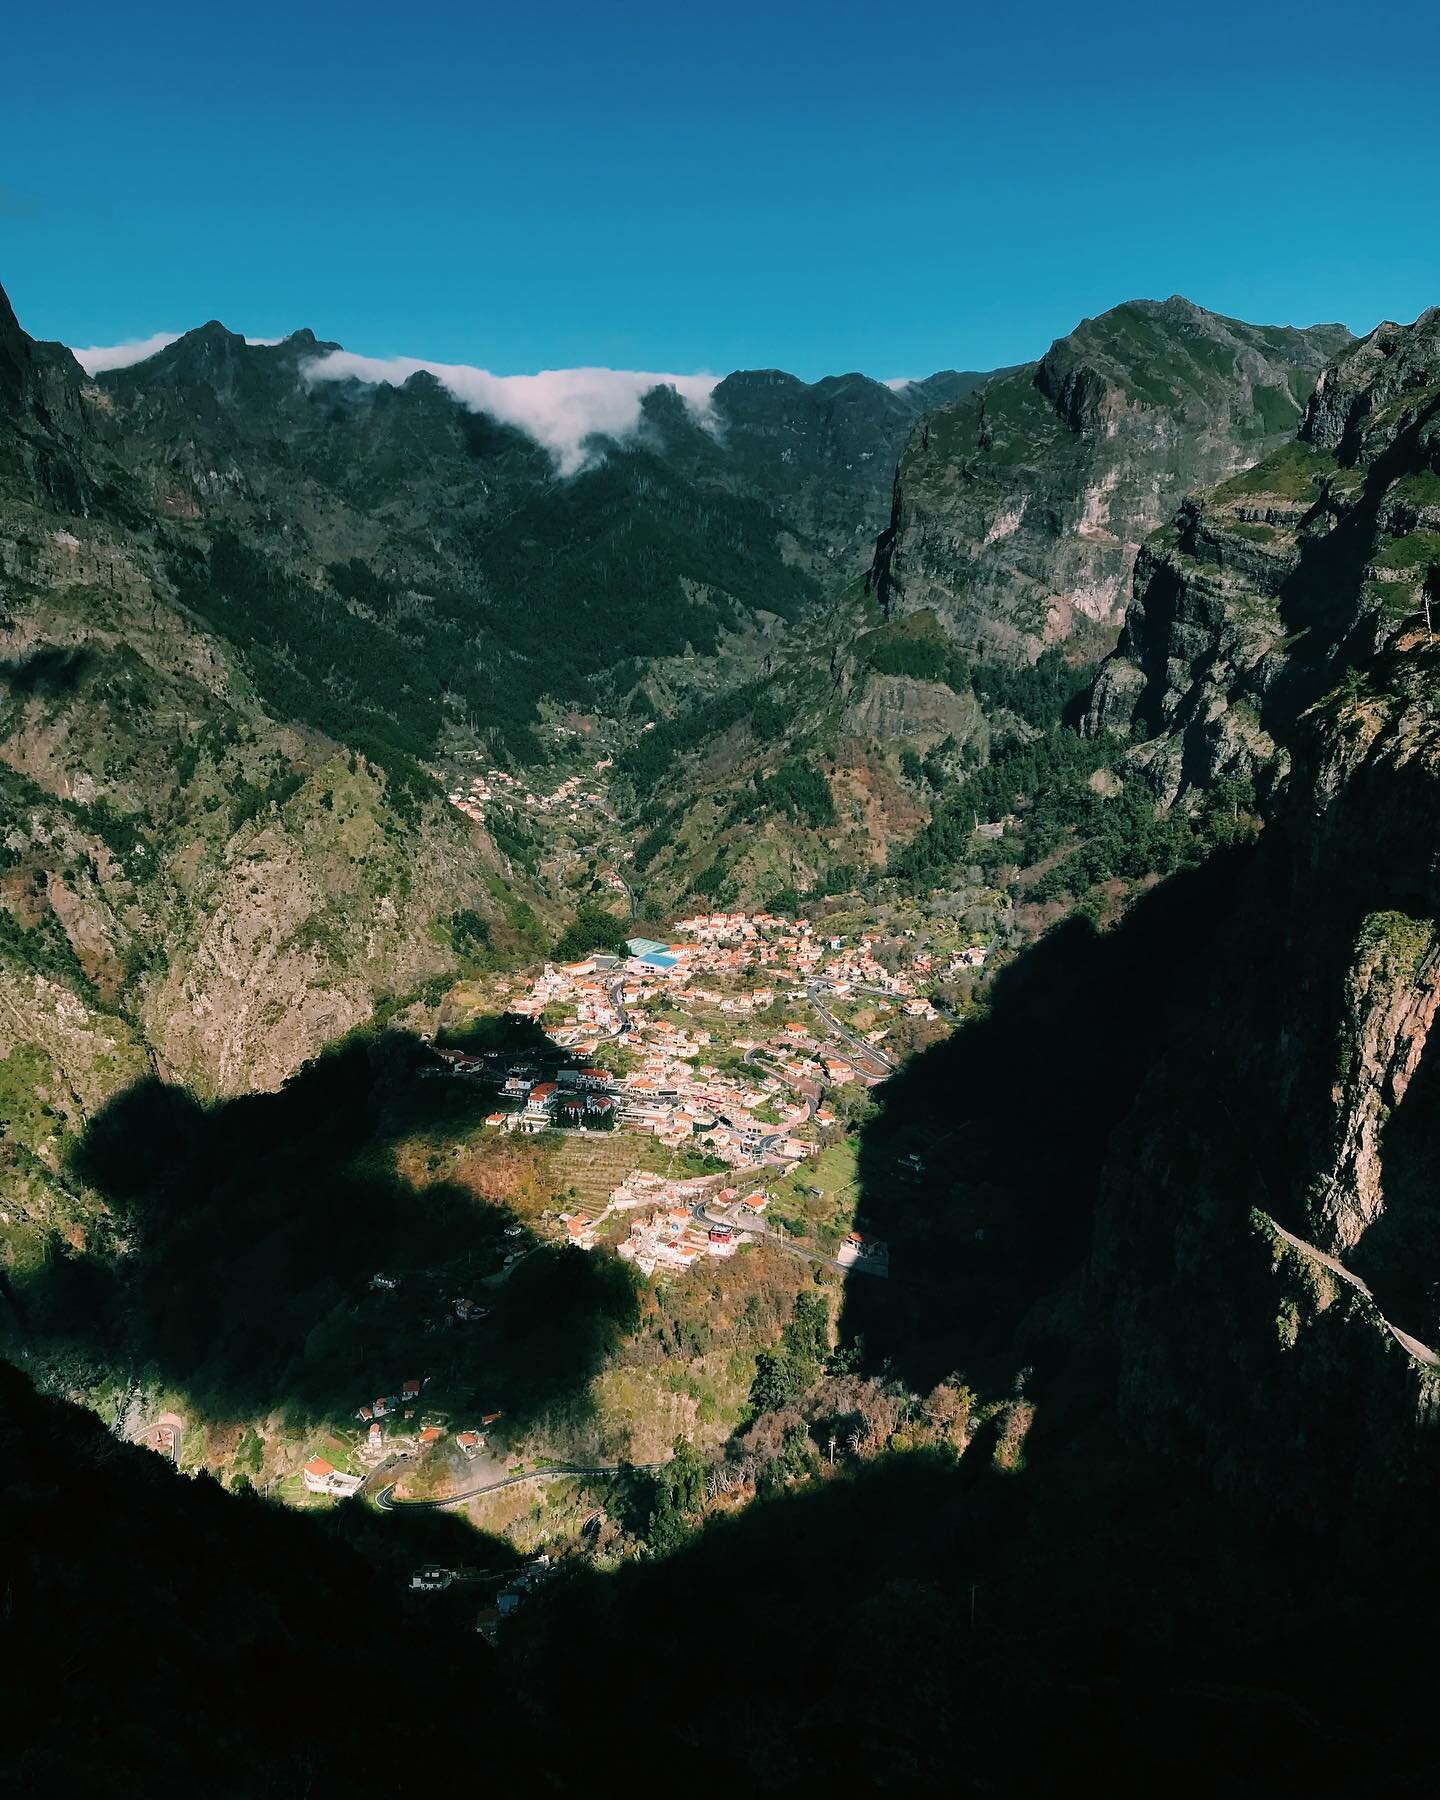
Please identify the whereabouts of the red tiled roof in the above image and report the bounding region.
[304,1456,334,1478]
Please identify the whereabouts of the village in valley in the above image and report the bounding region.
[211,898,993,1622]
[438,907,990,1245]
[446,751,615,830]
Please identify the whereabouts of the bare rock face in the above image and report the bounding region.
[868,298,1351,668]
[845,673,987,759]
[1083,639,1440,1523]
[1086,307,1440,807]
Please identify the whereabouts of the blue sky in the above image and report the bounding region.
[3,0,1439,380]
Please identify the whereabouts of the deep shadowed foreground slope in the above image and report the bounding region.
[0,1363,539,1796]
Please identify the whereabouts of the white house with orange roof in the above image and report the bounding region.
[303,1456,362,1497]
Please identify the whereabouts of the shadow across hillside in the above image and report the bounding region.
[12,857,1440,1789]
[838,844,1254,1394]
[0,1362,539,1792]
[511,843,1440,1790]
[9,1023,640,1437]
[1264,400,1440,731]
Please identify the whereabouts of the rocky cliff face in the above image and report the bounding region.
[1088,637,1440,1526]
[868,298,1351,666]
[1086,308,1440,806]
[1069,314,1440,1514]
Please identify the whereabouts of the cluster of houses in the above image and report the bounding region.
[617,1206,744,1276]
[673,910,989,998]
[418,910,986,1284]
[553,1169,763,1265]
[351,1379,428,1461]
[474,928,874,1163]
[296,1377,501,1479]
[446,759,611,829]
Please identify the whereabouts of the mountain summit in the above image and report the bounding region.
[869,297,1352,661]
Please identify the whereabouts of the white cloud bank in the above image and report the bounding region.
[303,350,721,475]
[67,331,722,472]
[71,332,181,375]
[70,331,292,374]
[882,376,914,391]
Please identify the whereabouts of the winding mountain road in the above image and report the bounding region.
[806,981,897,1074]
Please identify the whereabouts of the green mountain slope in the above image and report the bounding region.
[9,271,1440,1795]
[610,302,1355,910]
[869,297,1352,661]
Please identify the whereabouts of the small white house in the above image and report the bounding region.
[303,1456,362,1497]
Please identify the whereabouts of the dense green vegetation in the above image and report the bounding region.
[172,533,452,772]
[0,900,97,1000]
[748,1289,832,1414]
[171,448,818,774]
[972,645,1098,731]
[890,717,1256,903]
[1024,774,1256,901]
[617,678,789,795]
[449,906,492,959]
[889,729,1112,883]
[1215,439,1336,502]
[551,900,628,963]
[857,610,973,689]
[728,758,836,829]
[632,805,682,871]
[860,612,1094,733]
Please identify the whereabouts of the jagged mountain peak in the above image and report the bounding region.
[1087,296,1440,808]
[1303,306,1440,459]
[868,298,1353,661]
[104,318,342,392]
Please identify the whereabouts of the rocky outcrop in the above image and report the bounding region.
[843,672,987,760]
[1078,625,1440,1531]
[1086,308,1440,806]
[868,297,1351,667]
[0,286,101,514]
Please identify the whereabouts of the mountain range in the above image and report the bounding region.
[6,270,1440,1792]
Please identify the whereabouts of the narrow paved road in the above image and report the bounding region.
[806,981,897,1074]
[609,870,639,920]
[604,976,631,1038]
[372,1459,663,1512]
[689,1200,884,1279]
[1261,1211,1440,1368]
